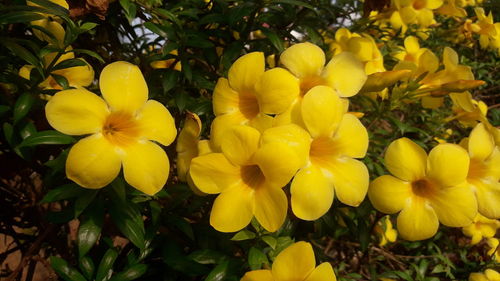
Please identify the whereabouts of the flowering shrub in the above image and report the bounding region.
[0,0,499,280]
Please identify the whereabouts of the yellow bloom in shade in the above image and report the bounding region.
[374,216,398,246]
[211,52,300,149]
[290,86,369,221]
[469,269,500,281]
[19,48,94,90]
[189,125,303,232]
[27,0,68,45]
[45,61,177,195]
[150,50,182,71]
[448,93,488,127]
[487,238,500,262]
[241,241,336,281]
[462,214,500,245]
[368,138,477,241]
[461,123,500,219]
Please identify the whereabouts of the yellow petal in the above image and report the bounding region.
[228,52,264,93]
[210,112,247,150]
[385,138,427,182]
[485,269,500,280]
[66,134,121,188]
[304,263,337,281]
[327,157,369,207]
[346,37,374,62]
[253,143,301,188]
[210,184,254,232]
[469,123,495,161]
[426,0,443,9]
[260,124,311,167]
[416,9,434,27]
[255,68,300,114]
[417,50,439,74]
[330,114,368,158]
[45,88,109,135]
[213,77,239,115]
[53,59,95,87]
[301,86,344,138]
[272,242,315,281]
[291,165,334,221]
[397,198,439,241]
[99,61,148,113]
[426,143,469,187]
[400,6,417,24]
[323,52,367,97]
[122,140,169,195]
[136,100,176,145]
[404,36,420,54]
[273,99,303,128]
[189,153,241,194]
[469,272,488,281]
[254,186,288,232]
[430,184,477,227]
[443,47,459,69]
[421,96,444,109]
[176,112,201,181]
[368,175,412,214]
[19,65,34,80]
[472,180,500,219]
[241,270,274,281]
[248,113,274,133]
[31,19,65,45]
[280,42,325,78]
[221,125,261,166]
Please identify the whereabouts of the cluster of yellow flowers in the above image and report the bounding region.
[463,8,500,55]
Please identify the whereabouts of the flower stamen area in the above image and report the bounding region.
[241,165,266,189]
[102,111,140,146]
[300,76,326,96]
[411,178,437,198]
[239,92,260,119]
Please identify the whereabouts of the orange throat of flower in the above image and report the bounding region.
[241,165,266,189]
[411,178,437,198]
[102,111,141,147]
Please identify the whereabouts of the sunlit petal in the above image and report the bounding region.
[385,138,427,182]
[397,198,439,241]
[368,175,412,214]
[323,52,367,97]
[189,153,241,194]
[280,42,325,78]
[221,125,261,166]
[301,86,344,138]
[228,52,264,93]
[136,100,177,145]
[430,184,477,227]
[255,68,300,114]
[427,143,469,187]
[272,241,315,281]
[254,186,287,232]
[210,184,254,232]
[304,262,337,281]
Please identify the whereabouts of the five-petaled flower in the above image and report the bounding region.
[45,61,177,195]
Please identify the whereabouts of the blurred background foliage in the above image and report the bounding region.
[0,0,499,280]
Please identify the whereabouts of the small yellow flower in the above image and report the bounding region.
[487,238,500,262]
[45,61,177,195]
[189,125,303,232]
[241,241,336,281]
[461,123,500,219]
[374,216,398,246]
[436,0,467,17]
[27,0,68,45]
[290,86,369,221]
[469,269,500,281]
[391,0,443,30]
[449,93,488,127]
[368,138,477,241]
[150,50,182,71]
[19,48,94,90]
[462,214,500,245]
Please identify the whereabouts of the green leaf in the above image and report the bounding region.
[262,236,277,249]
[51,74,70,89]
[50,256,87,281]
[40,183,85,203]
[52,58,88,71]
[18,130,75,148]
[1,40,39,66]
[3,123,15,146]
[154,8,181,26]
[79,22,98,32]
[0,105,9,116]
[74,190,99,217]
[0,11,46,24]
[188,249,225,265]
[161,69,180,94]
[78,199,104,258]
[144,22,167,38]
[69,49,105,63]
[204,260,229,281]
[79,256,95,280]
[108,264,147,281]
[261,28,284,52]
[13,93,36,124]
[231,230,256,241]
[109,199,146,249]
[248,247,268,270]
[272,0,316,12]
[96,248,119,281]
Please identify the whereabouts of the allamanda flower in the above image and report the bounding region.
[45,61,177,195]
[461,123,500,219]
[189,125,304,232]
[469,269,500,281]
[487,238,500,262]
[211,52,300,149]
[241,241,336,281]
[290,86,369,221]
[368,138,477,241]
[462,214,500,245]
[27,0,67,46]
[374,216,398,246]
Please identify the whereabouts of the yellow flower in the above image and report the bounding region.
[393,36,430,64]
[462,123,500,219]
[368,138,477,241]
[150,50,182,71]
[473,8,498,49]
[290,86,369,221]
[211,52,300,149]
[390,0,443,32]
[462,214,500,245]
[274,42,366,126]
[241,241,336,281]
[436,0,467,17]
[374,216,398,246]
[487,238,500,262]
[469,269,500,281]
[19,48,94,90]
[27,0,68,45]
[448,93,488,127]
[45,61,177,195]
[189,125,303,232]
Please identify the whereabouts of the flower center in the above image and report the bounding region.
[309,137,336,166]
[468,158,488,180]
[239,92,260,119]
[241,165,266,189]
[411,178,437,198]
[300,76,326,96]
[102,111,141,147]
[413,0,426,10]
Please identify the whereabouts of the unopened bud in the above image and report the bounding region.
[360,70,411,93]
